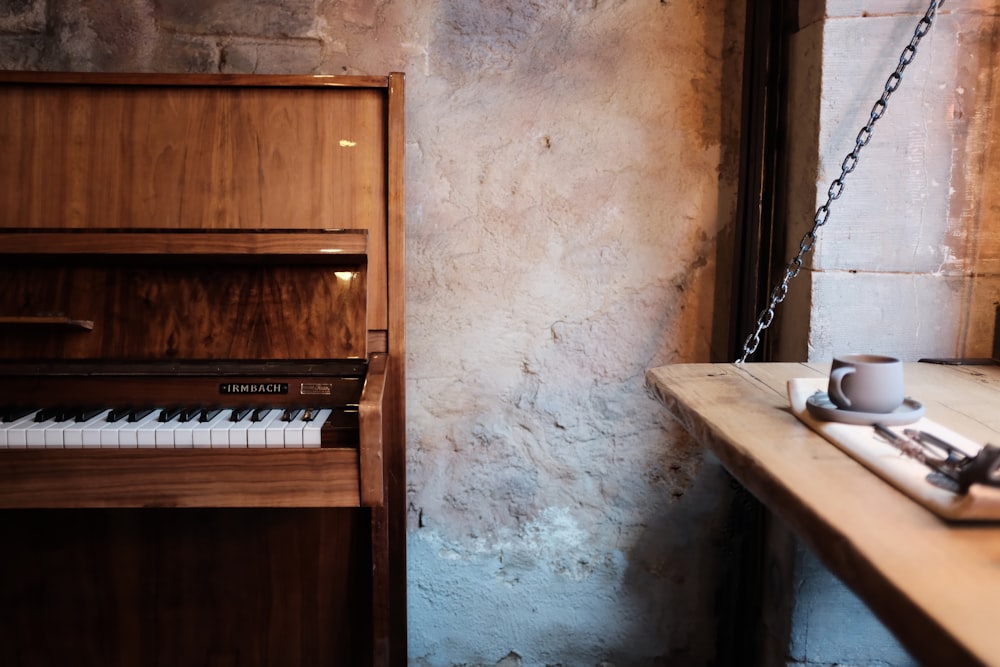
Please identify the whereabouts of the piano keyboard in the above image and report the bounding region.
[0,406,345,449]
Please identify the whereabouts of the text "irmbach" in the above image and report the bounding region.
[219,382,289,395]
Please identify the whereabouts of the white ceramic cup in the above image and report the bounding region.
[827,353,904,413]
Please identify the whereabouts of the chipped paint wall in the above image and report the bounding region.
[0,1,746,665]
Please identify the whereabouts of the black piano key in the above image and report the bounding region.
[59,407,84,422]
[34,407,62,422]
[178,408,201,423]
[108,407,153,423]
[159,407,182,422]
[2,406,36,422]
[200,408,223,422]
[281,408,302,422]
[75,408,105,422]
[129,408,155,422]
[107,407,131,423]
[230,407,252,422]
[300,408,316,422]
[251,408,272,422]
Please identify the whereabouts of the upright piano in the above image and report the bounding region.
[0,72,406,666]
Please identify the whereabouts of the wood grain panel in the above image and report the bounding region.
[0,85,384,232]
[359,353,387,507]
[0,263,366,360]
[0,229,368,258]
[0,79,388,329]
[0,368,364,412]
[383,71,408,667]
[0,449,361,508]
[0,507,372,666]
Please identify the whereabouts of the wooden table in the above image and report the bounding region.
[645,361,1000,667]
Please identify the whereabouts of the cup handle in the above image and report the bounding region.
[829,366,855,409]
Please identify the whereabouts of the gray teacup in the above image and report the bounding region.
[827,353,904,414]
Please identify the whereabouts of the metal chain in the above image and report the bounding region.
[737,0,945,363]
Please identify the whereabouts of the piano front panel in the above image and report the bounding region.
[0,507,374,665]
[0,82,387,232]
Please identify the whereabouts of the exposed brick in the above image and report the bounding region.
[151,33,220,72]
[220,38,321,74]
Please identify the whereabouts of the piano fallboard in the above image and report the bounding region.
[0,359,366,408]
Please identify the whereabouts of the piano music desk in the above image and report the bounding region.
[646,361,1000,667]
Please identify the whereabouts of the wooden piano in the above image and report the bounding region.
[0,72,406,666]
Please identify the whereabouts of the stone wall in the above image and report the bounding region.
[0,1,745,665]
[781,0,1000,362]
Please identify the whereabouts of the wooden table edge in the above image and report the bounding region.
[645,362,988,667]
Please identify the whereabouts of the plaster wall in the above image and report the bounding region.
[0,1,746,665]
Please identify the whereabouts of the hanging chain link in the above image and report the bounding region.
[737,0,945,363]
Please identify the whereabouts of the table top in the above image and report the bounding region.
[645,361,1000,667]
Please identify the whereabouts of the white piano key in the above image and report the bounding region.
[302,409,332,448]
[26,416,75,448]
[153,414,182,447]
[64,410,113,448]
[227,410,253,448]
[99,417,131,448]
[42,418,72,448]
[0,409,35,446]
[0,415,12,447]
[81,411,115,447]
[119,411,161,448]
[193,410,230,448]
[26,416,59,448]
[2,411,41,448]
[210,411,240,448]
[247,409,282,448]
[265,411,295,448]
[283,411,308,448]
[172,415,201,448]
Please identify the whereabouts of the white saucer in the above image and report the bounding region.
[805,391,925,426]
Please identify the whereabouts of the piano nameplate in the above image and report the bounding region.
[219,382,289,395]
